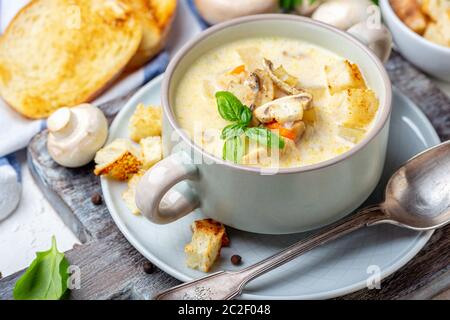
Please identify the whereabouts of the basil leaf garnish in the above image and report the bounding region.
[215,91,245,122]
[13,236,69,300]
[245,127,285,149]
[223,136,244,163]
[216,90,285,163]
[239,106,253,126]
[221,123,245,140]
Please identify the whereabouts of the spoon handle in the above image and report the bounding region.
[237,206,385,286]
[155,206,385,300]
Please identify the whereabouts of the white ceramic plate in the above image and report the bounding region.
[101,74,440,300]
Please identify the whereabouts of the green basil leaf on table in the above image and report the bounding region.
[215,91,245,122]
[221,123,246,140]
[245,127,285,149]
[13,236,69,300]
[223,136,244,163]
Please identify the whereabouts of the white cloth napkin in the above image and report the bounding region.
[0,0,169,220]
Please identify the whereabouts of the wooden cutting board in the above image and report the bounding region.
[0,51,449,300]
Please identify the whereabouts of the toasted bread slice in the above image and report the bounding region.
[325,60,366,95]
[0,0,143,119]
[128,103,162,142]
[185,219,228,273]
[94,138,142,180]
[124,0,177,70]
[140,136,163,170]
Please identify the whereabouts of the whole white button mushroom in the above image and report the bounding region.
[47,104,108,168]
[194,0,279,25]
[295,0,324,16]
[312,0,373,30]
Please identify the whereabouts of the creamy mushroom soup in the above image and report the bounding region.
[175,37,379,168]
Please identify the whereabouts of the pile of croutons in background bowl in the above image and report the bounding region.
[381,0,450,81]
[390,0,449,47]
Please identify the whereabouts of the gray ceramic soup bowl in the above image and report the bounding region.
[136,15,392,234]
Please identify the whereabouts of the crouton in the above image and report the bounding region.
[94,139,142,180]
[121,172,144,215]
[422,0,450,48]
[341,88,379,129]
[391,0,428,34]
[128,104,162,142]
[421,0,448,21]
[424,21,449,46]
[185,219,228,273]
[325,60,366,95]
[140,136,162,170]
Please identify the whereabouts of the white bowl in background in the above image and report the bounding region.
[380,0,450,82]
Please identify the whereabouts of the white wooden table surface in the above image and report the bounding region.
[0,1,449,279]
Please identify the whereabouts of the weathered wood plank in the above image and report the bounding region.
[0,233,180,300]
[0,51,449,300]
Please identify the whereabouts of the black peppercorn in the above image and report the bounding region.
[143,261,154,274]
[91,192,103,205]
[231,255,242,265]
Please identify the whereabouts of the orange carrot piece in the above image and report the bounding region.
[266,122,296,140]
[229,65,246,75]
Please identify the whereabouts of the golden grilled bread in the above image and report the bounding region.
[124,0,177,70]
[0,0,143,119]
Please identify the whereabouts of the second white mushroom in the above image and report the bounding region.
[312,0,374,30]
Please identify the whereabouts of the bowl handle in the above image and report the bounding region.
[347,21,393,63]
[135,151,200,224]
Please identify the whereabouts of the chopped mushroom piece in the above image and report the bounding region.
[252,69,275,106]
[254,93,312,124]
[226,69,274,109]
[262,58,311,99]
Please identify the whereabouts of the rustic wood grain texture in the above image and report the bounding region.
[0,51,449,300]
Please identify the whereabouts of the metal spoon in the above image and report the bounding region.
[155,140,450,300]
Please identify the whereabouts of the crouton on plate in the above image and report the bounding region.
[94,138,142,180]
[128,104,162,142]
[185,219,228,273]
[122,172,144,215]
[140,136,163,170]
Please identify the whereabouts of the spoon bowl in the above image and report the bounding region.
[377,140,450,230]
